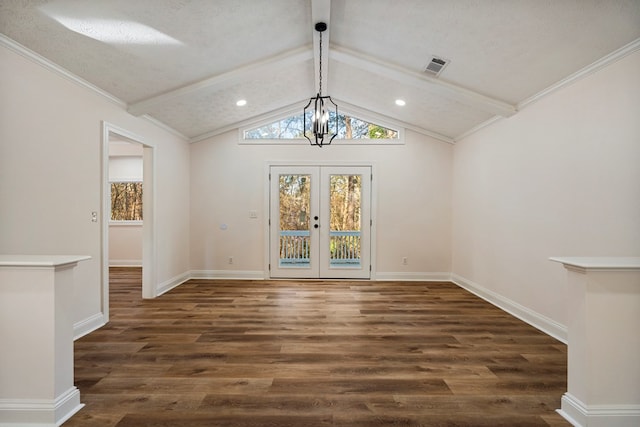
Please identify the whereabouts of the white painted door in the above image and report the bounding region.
[269,166,371,279]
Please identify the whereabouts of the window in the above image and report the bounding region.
[110,182,143,221]
[243,111,400,142]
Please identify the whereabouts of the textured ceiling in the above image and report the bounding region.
[1,0,639,142]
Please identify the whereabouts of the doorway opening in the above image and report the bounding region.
[102,122,156,323]
[269,165,372,279]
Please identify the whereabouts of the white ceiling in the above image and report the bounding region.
[1,0,639,142]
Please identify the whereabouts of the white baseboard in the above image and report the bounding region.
[157,271,191,296]
[559,393,640,427]
[0,387,84,427]
[451,273,567,343]
[374,272,452,281]
[108,260,142,267]
[73,312,105,340]
[190,270,265,280]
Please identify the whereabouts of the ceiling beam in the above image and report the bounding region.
[330,45,517,118]
[311,0,331,94]
[128,46,313,116]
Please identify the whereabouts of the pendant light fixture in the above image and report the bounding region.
[303,22,338,147]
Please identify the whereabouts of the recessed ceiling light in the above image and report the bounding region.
[236,99,247,107]
[395,99,406,106]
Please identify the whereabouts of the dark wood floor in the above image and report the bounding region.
[64,267,570,426]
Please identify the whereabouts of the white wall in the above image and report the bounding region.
[109,153,143,180]
[190,130,453,279]
[451,50,640,340]
[108,155,143,266]
[0,43,191,332]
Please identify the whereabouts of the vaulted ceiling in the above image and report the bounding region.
[2,0,639,143]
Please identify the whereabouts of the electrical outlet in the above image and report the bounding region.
[402,257,408,265]
[228,257,233,265]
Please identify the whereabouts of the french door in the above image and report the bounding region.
[269,166,371,279]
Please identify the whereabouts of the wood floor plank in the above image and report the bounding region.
[63,267,570,426]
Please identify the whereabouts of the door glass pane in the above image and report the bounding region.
[329,174,361,268]
[279,174,311,267]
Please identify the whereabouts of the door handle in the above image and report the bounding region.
[314,216,319,220]
[314,224,319,229]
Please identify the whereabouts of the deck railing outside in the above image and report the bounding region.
[279,231,311,264]
[279,230,361,266]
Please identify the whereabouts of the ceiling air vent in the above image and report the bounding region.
[424,56,449,77]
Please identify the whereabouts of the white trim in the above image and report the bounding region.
[263,162,272,280]
[108,260,143,267]
[451,274,567,344]
[374,272,452,282]
[190,270,266,280]
[141,115,189,141]
[330,45,517,118]
[237,103,407,145]
[108,178,143,184]
[0,35,187,142]
[128,46,313,116]
[519,37,640,110]
[0,387,83,427]
[193,102,306,142]
[73,312,106,340]
[265,161,377,280]
[0,34,125,108]
[102,122,157,308]
[141,144,158,299]
[108,220,143,227]
[157,272,191,296]
[453,37,640,143]
[335,99,454,144]
[239,138,405,146]
[558,393,640,427]
[453,115,503,142]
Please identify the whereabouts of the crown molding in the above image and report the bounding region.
[453,115,503,142]
[1,34,188,141]
[0,33,126,108]
[518,37,640,110]
[456,37,640,143]
[141,115,189,142]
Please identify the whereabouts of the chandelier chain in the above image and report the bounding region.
[318,30,323,96]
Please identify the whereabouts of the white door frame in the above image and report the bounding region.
[101,122,157,324]
[265,161,376,279]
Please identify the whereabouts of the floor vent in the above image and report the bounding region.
[424,56,449,77]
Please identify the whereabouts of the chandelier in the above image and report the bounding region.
[303,22,338,147]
